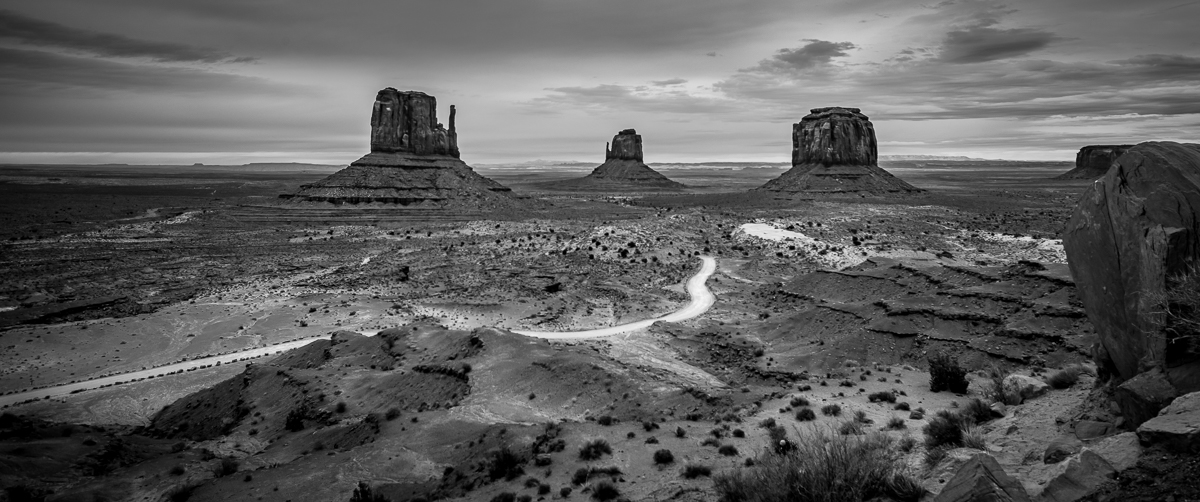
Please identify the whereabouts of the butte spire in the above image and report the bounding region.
[283,88,526,210]
[758,107,919,194]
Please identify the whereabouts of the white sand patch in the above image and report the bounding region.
[736,222,879,270]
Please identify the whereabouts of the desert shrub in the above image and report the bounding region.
[795,408,816,421]
[572,468,589,485]
[766,425,791,453]
[983,365,1022,405]
[642,421,659,432]
[711,428,725,438]
[682,464,712,479]
[384,408,401,421]
[909,410,925,420]
[590,466,622,477]
[790,396,810,407]
[578,439,612,461]
[486,446,526,481]
[597,415,614,426]
[712,430,924,502]
[653,449,675,465]
[868,391,896,403]
[335,401,348,413]
[759,418,776,429]
[961,398,993,425]
[524,477,541,488]
[1045,365,1087,389]
[590,480,621,501]
[718,445,739,456]
[894,402,911,411]
[922,411,966,449]
[961,426,987,450]
[853,410,872,424]
[170,465,186,476]
[923,445,950,467]
[490,493,516,502]
[838,420,863,436]
[213,458,238,477]
[928,352,969,394]
[886,417,906,430]
[538,484,551,495]
[732,428,745,438]
[821,404,842,416]
[560,487,572,498]
[1152,261,1200,356]
[645,436,659,444]
[675,426,686,438]
[897,436,917,453]
[701,437,722,448]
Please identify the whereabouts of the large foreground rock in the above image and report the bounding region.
[1039,450,1116,502]
[933,453,1030,502]
[539,129,685,191]
[284,89,528,209]
[1063,141,1200,405]
[1055,145,1134,180]
[759,107,919,194]
[1137,390,1200,453]
[1114,368,1178,429]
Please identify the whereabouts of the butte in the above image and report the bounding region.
[283,88,527,211]
[1055,145,1135,180]
[539,129,685,191]
[758,107,919,194]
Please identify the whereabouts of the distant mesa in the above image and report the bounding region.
[758,107,920,194]
[538,129,686,191]
[1055,145,1135,180]
[282,88,525,209]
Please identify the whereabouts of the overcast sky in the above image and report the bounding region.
[1,0,1198,164]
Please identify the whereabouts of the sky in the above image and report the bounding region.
[1,0,1198,164]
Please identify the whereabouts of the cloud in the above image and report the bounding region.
[0,47,281,94]
[651,78,688,86]
[528,84,737,115]
[706,52,719,57]
[937,26,1060,63]
[0,8,252,63]
[750,40,857,73]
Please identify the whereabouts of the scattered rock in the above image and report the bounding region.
[1137,390,1200,453]
[1039,450,1116,502]
[1043,436,1082,464]
[1055,145,1134,180]
[1003,374,1049,403]
[758,107,920,194]
[1074,419,1116,440]
[1063,141,1200,392]
[990,402,1007,418]
[1114,368,1178,428]
[932,453,1031,502]
[1087,432,1142,472]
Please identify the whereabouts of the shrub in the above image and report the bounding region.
[898,435,917,453]
[718,445,739,456]
[909,410,925,420]
[701,437,722,448]
[170,465,185,476]
[961,425,987,450]
[854,410,872,424]
[924,445,950,467]
[838,420,863,436]
[867,391,896,403]
[961,398,993,425]
[213,458,238,477]
[759,418,776,429]
[1152,262,1200,358]
[653,449,675,465]
[597,415,614,426]
[928,352,969,394]
[1045,365,1087,389]
[590,480,620,501]
[524,477,542,488]
[384,408,401,421]
[560,487,572,498]
[490,493,516,502]
[642,421,660,432]
[578,439,613,461]
[983,365,1022,405]
[675,426,686,438]
[572,468,589,485]
[645,436,659,444]
[335,401,348,413]
[821,404,842,416]
[732,428,745,438]
[894,402,911,411]
[922,411,966,449]
[795,408,816,421]
[712,429,924,502]
[790,396,810,407]
[886,417,906,430]
[682,464,712,479]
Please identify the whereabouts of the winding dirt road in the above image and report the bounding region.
[0,256,718,408]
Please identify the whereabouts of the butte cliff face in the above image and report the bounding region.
[540,129,685,191]
[759,107,918,194]
[1055,145,1135,180]
[1063,141,1200,425]
[284,89,526,210]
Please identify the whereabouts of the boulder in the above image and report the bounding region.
[1002,374,1049,403]
[1063,141,1200,391]
[1137,390,1200,453]
[1043,436,1082,464]
[1055,145,1134,180]
[1073,420,1116,440]
[539,129,685,192]
[1087,432,1142,472]
[758,107,920,194]
[1039,450,1116,502]
[932,453,1030,502]
[1114,368,1178,428]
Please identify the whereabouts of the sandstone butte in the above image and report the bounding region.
[1063,141,1200,426]
[282,88,526,210]
[1055,145,1135,180]
[758,107,920,194]
[540,129,686,191]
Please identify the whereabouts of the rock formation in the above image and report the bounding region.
[1063,141,1200,424]
[1055,145,1135,180]
[759,107,919,194]
[933,453,1030,502]
[539,129,685,191]
[283,88,525,209]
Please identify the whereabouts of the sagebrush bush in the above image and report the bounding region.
[867,391,896,403]
[653,449,675,465]
[922,411,966,449]
[894,402,910,411]
[795,408,816,421]
[1153,262,1200,356]
[838,420,863,436]
[713,430,924,502]
[701,437,722,448]
[790,396,810,407]
[984,365,1022,405]
[590,480,620,501]
[719,445,739,456]
[928,352,969,394]
[961,425,987,450]
[886,417,906,430]
[1045,365,1088,389]
[578,439,613,461]
[486,446,526,481]
[961,398,993,425]
[682,464,712,479]
[821,404,842,416]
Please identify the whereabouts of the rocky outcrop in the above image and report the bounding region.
[1040,450,1117,502]
[1137,390,1200,453]
[1003,374,1049,403]
[539,129,685,192]
[283,88,528,209]
[933,453,1030,502]
[1055,145,1134,180]
[1063,142,1200,421]
[759,107,919,194]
